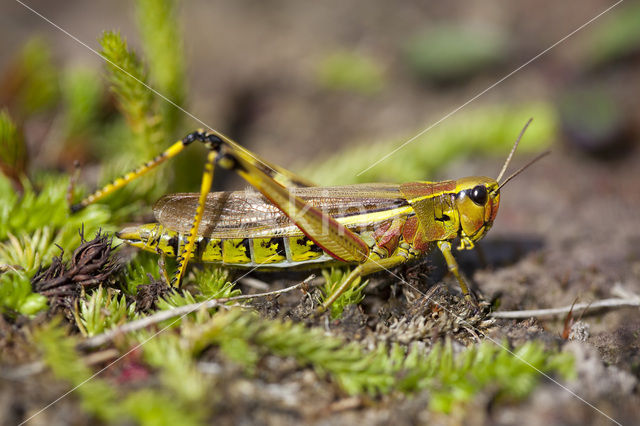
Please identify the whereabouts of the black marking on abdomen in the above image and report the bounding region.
[273,237,286,257]
[195,237,210,260]
[167,235,179,256]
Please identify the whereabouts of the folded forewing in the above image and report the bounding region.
[154,183,409,240]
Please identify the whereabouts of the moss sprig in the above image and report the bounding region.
[320,267,368,319]
[75,286,136,337]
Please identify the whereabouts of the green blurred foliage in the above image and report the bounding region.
[558,86,626,154]
[140,331,209,408]
[317,50,385,95]
[404,25,508,84]
[0,109,28,188]
[61,67,105,137]
[136,0,186,135]
[303,103,556,185]
[2,38,60,116]
[34,320,122,422]
[584,3,640,68]
[34,319,206,425]
[100,31,161,157]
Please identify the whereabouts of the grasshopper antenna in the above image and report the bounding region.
[496,118,533,183]
[497,150,550,191]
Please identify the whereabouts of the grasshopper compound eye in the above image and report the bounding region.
[469,185,488,206]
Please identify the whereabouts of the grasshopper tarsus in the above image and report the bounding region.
[463,292,481,311]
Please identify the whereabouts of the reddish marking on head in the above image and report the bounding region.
[488,192,500,224]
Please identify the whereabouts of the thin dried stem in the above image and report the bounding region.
[490,297,639,319]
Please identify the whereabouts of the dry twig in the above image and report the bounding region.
[491,285,640,319]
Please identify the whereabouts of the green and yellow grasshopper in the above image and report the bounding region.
[71,119,545,311]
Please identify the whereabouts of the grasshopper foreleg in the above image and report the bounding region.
[437,241,477,305]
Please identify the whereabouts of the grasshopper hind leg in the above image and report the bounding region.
[171,149,218,286]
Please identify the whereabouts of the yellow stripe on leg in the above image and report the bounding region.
[173,150,217,286]
[71,140,187,211]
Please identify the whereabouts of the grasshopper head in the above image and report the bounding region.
[453,118,549,245]
[454,176,500,243]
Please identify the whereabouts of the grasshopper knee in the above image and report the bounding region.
[182,130,223,151]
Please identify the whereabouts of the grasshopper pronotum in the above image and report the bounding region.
[71,119,546,311]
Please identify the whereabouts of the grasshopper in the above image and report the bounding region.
[71,119,546,311]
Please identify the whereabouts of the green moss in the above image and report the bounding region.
[190,267,241,300]
[320,267,368,319]
[75,286,137,337]
[150,268,241,328]
[119,251,169,295]
[0,173,111,252]
[140,332,209,406]
[33,320,207,425]
[0,270,47,316]
[187,309,575,411]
